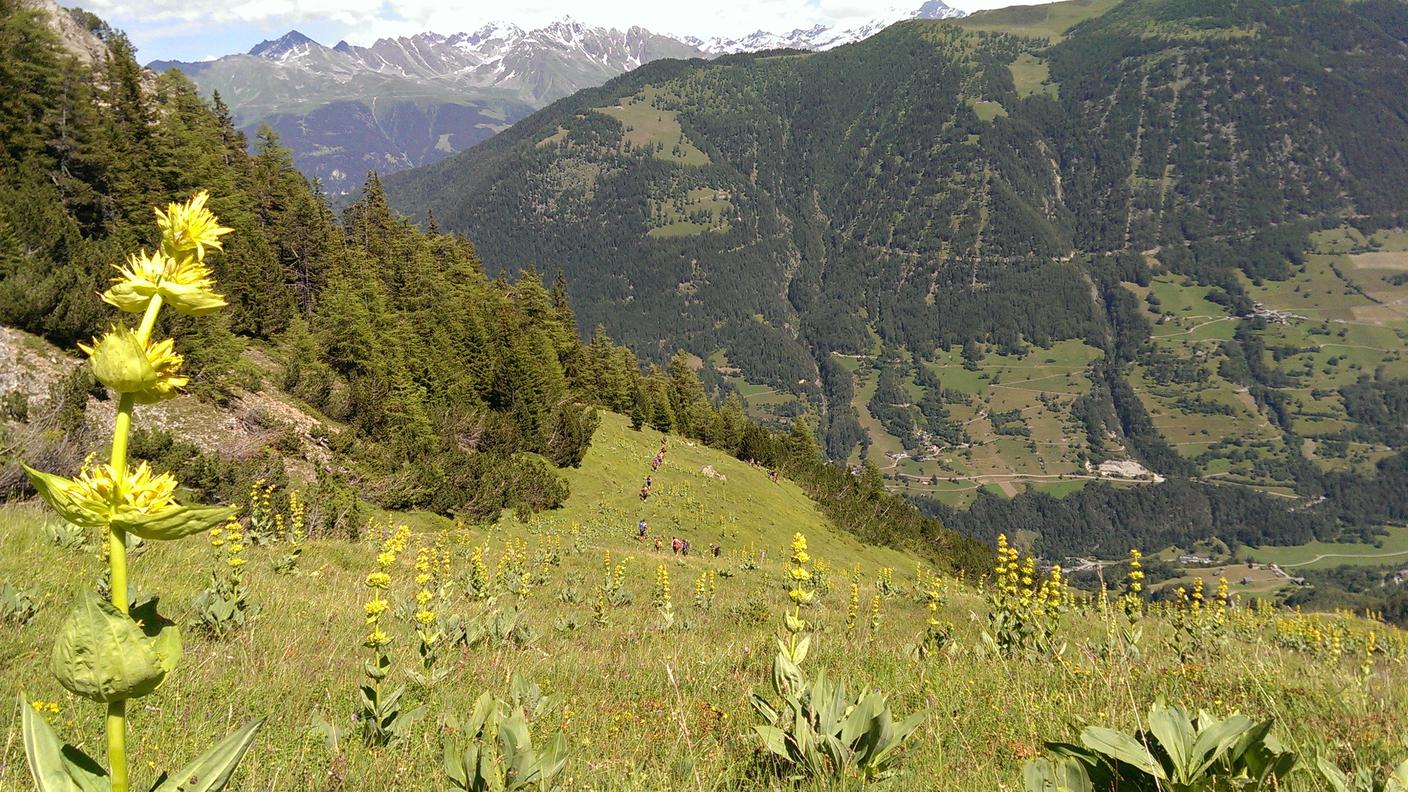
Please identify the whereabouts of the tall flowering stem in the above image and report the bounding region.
[783,533,814,657]
[20,193,263,792]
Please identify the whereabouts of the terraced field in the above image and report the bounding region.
[844,341,1106,506]
[1122,227,1408,485]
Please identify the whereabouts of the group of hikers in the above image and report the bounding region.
[639,437,668,501]
[632,436,720,559]
[635,519,720,558]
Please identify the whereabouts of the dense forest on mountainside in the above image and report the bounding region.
[0,0,985,571]
[386,0,1408,561]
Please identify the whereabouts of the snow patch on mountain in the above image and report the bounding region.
[683,0,965,55]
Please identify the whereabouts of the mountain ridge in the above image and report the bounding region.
[143,3,965,188]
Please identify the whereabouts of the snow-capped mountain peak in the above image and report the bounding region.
[247,30,316,59]
[685,0,965,55]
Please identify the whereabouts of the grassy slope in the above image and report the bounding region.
[953,0,1123,39]
[1,410,1405,789]
[1248,525,1408,570]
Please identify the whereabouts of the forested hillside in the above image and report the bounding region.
[0,0,984,571]
[385,0,1408,558]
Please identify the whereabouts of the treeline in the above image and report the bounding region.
[0,2,985,572]
[916,446,1408,561]
[915,479,1340,560]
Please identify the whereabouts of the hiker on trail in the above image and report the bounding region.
[682,540,690,557]
[651,454,662,471]
[671,536,682,555]
[645,475,652,488]
[639,484,650,501]
[638,520,648,540]
[654,537,663,551]
[769,469,779,483]
[710,543,721,558]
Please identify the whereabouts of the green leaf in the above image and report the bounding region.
[1315,756,1350,792]
[22,695,89,792]
[22,466,108,529]
[1389,759,1408,792]
[755,725,790,759]
[151,719,263,792]
[51,590,178,703]
[112,504,238,542]
[1024,757,1094,792]
[1080,726,1166,780]
[1147,705,1193,782]
[1187,713,1254,778]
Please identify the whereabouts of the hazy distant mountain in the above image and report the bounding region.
[146,4,964,188]
[682,1,964,54]
[148,19,703,191]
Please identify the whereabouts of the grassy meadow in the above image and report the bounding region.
[2,416,1406,790]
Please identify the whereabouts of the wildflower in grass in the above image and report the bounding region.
[363,525,408,648]
[877,566,895,598]
[411,542,446,685]
[359,523,421,744]
[271,489,306,574]
[787,533,813,607]
[467,545,491,600]
[868,593,882,634]
[693,570,709,610]
[1122,548,1145,621]
[846,580,860,631]
[1363,630,1378,679]
[48,459,180,527]
[654,564,674,628]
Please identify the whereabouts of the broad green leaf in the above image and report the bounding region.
[1024,757,1094,792]
[1080,726,1167,780]
[151,719,262,792]
[51,590,175,703]
[112,504,238,542]
[792,634,811,665]
[1148,705,1193,781]
[1187,712,1254,779]
[59,747,110,792]
[22,466,107,529]
[129,597,182,677]
[1315,756,1350,792]
[755,725,790,759]
[22,695,87,792]
[530,732,569,785]
[1389,759,1408,792]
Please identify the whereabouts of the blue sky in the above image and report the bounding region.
[69,0,1049,63]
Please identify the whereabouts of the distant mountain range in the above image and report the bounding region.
[145,3,964,189]
[683,1,964,54]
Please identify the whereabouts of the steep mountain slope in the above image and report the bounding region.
[148,20,703,190]
[385,0,1408,535]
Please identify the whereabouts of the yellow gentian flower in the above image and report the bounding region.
[103,245,227,317]
[155,191,232,262]
[80,327,189,403]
